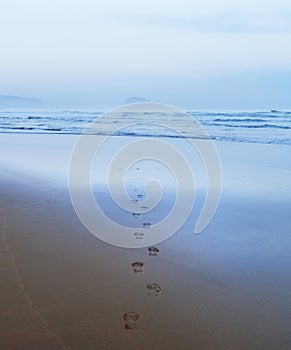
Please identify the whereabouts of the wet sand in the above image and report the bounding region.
[0,134,291,349]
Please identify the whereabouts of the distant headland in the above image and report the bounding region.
[0,95,44,109]
[123,97,150,104]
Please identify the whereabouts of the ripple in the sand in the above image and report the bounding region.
[140,206,148,211]
[148,247,159,256]
[131,199,138,204]
[146,283,161,297]
[134,232,144,239]
[131,261,144,273]
[142,222,151,229]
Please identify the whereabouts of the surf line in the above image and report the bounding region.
[0,208,70,350]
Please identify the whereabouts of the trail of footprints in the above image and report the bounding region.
[123,191,161,331]
[123,246,160,330]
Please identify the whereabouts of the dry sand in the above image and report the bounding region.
[0,134,291,349]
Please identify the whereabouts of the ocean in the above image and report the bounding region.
[0,109,290,145]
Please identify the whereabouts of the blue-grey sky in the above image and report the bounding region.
[1,0,291,109]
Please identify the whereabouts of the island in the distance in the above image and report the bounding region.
[0,94,44,109]
[123,97,150,104]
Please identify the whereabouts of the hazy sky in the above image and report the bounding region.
[1,0,291,109]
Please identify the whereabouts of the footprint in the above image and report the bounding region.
[148,247,159,256]
[132,213,140,218]
[123,311,139,322]
[142,222,151,229]
[134,232,144,239]
[124,322,138,330]
[131,261,144,273]
[123,311,139,330]
[146,283,161,297]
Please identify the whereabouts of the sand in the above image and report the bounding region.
[0,134,291,350]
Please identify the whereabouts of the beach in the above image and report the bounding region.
[0,133,291,350]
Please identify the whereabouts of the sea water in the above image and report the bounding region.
[0,109,290,145]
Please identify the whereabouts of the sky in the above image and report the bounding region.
[1,0,291,109]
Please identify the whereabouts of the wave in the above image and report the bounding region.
[27,116,42,120]
[213,118,266,122]
[0,110,290,146]
[207,123,291,130]
[271,109,291,114]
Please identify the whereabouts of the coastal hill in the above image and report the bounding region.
[123,96,150,104]
[0,95,44,109]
